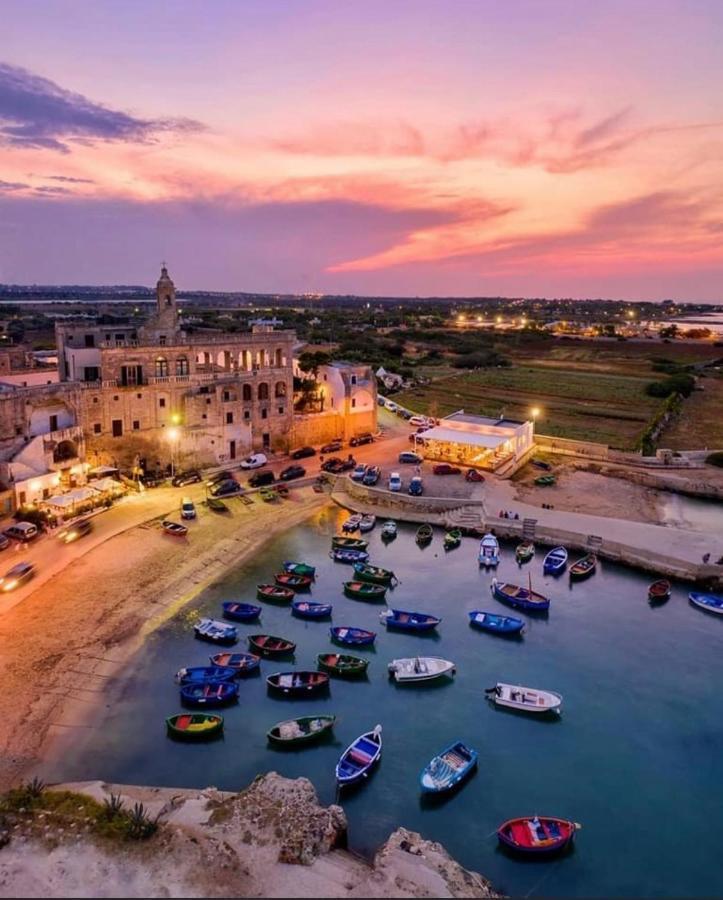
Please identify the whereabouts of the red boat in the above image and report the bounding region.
[248,634,296,656]
[648,579,671,603]
[497,816,580,855]
[257,583,294,602]
[274,572,313,590]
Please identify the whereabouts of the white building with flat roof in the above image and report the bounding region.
[417,410,533,472]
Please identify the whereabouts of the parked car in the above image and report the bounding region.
[57,518,93,544]
[206,470,234,487]
[433,463,461,476]
[350,433,374,447]
[321,457,342,472]
[181,498,197,520]
[172,469,202,487]
[0,561,35,592]
[377,397,386,407]
[5,522,39,543]
[385,402,399,413]
[210,479,243,497]
[465,469,485,483]
[291,446,316,460]
[279,465,306,482]
[400,409,413,420]
[248,469,275,487]
[142,472,166,488]
[362,465,381,486]
[388,472,402,492]
[408,476,424,496]
[398,451,422,465]
[240,453,268,470]
[409,415,429,427]
[0,533,10,551]
[350,464,368,482]
[321,439,343,453]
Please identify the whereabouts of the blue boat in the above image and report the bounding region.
[222,601,262,622]
[330,548,370,564]
[330,626,376,646]
[180,680,239,707]
[492,580,550,612]
[543,546,568,576]
[381,608,441,632]
[209,651,261,676]
[468,610,524,636]
[335,724,382,786]
[420,741,478,794]
[175,665,237,684]
[193,617,238,644]
[689,592,723,616]
[292,599,333,619]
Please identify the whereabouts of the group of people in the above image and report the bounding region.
[499,509,520,520]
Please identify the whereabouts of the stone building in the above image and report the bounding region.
[291,361,377,447]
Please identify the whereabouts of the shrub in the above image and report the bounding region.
[645,374,695,398]
[707,451,723,468]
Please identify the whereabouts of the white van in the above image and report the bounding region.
[5,522,39,542]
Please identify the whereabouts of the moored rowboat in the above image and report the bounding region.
[359,514,376,532]
[341,514,363,533]
[485,682,562,714]
[162,520,188,537]
[209,652,260,676]
[689,592,723,616]
[352,562,397,585]
[344,580,387,601]
[266,670,330,695]
[569,554,596,581]
[515,541,535,563]
[267,715,336,745]
[543,546,568,576]
[381,608,441,632]
[194,618,238,644]
[282,561,316,578]
[175,665,236,684]
[492,579,550,612]
[534,474,556,487]
[274,572,313,590]
[415,523,433,545]
[497,816,580,855]
[257,584,295,603]
[248,634,296,655]
[420,741,477,794]
[291,599,332,619]
[648,579,671,603]
[330,626,376,646]
[336,725,382,787]
[468,610,525,636]
[222,601,261,622]
[444,529,462,551]
[180,680,238,707]
[332,535,369,550]
[381,520,397,540]
[317,652,369,678]
[330,547,369,564]
[166,712,223,740]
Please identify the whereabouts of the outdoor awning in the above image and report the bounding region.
[46,486,100,508]
[91,477,122,492]
[419,426,509,450]
[88,465,119,477]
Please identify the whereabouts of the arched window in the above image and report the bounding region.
[175,355,189,376]
[258,382,269,401]
[155,356,169,378]
[242,383,252,402]
[275,348,283,367]
[275,381,286,398]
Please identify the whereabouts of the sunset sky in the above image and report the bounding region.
[2,0,722,300]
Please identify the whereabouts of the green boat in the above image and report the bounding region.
[283,562,316,578]
[267,714,336,746]
[166,712,224,741]
[344,580,387,601]
[332,535,369,550]
[259,487,278,502]
[353,562,397,585]
[534,474,556,487]
[416,523,433,545]
[515,541,535,563]
[443,529,462,551]
[317,652,369,678]
[206,498,228,513]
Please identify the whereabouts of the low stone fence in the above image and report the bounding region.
[333,476,485,519]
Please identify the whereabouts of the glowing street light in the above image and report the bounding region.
[495,315,503,324]
[171,412,182,425]
[530,407,541,429]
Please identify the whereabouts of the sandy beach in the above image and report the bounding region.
[0,487,330,792]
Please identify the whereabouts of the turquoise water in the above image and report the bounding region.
[46,506,723,898]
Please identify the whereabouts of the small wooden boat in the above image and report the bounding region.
[257,583,295,603]
[381,608,441,632]
[330,547,369,564]
[282,561,316,578]
[267,670,330,695]
[531,458,552,471]
[317,652,369,678]
[209,652,260,676]
[267,714,336,745]
[515,541,535,563]
[443,529,462,551]
[492,579,550,612]
[330,626,376,646]
[420,741,477,794]
[180,680,238,707]
[497,816,580,855]
[543,546,568,576]
[162,520,188,537]
[415,523,433,545]
[166,712,223,740]
[259,487,278,502]
[534,474,556,487]
[194,618,238,644]
[341,514,363,533]
[332,535,368,550]
[468,610,525,636]
[222,601,261,622]
[478,534,500,567]
[175,665,236,685]
[292,599,332,619]
[648,579,671,603]
[344,580,387,601]
[689,592,723,616]
[381,520,397,541]
[274,572,313,590]
[336,724,382,787]
[359,514,376,533]
[248,634,296,655]
[206,498,228,513]
[352,562,397,585]
[569,554,597,581]
[388,656,455,683]
[485,682,562,714]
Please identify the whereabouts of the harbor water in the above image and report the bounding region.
[46,505,723,898]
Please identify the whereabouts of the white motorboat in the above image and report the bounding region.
[381,520,397,540]
[485,682,562,714]
[342,513,363,532]
[478,533,500,567]
[388,656,456,683]
[359,514,377,533]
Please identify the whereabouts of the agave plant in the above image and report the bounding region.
[24,777,45,800]
[126,802,158,839]
[102,793,125,819]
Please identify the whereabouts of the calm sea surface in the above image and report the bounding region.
[45,506,723,898]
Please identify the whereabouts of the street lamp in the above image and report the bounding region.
[530,407,541,430]
[167,426,180,478]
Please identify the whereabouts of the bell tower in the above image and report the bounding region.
[155,262,178,328]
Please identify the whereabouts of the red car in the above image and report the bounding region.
[465,469,485,482]
[433,463,461,476]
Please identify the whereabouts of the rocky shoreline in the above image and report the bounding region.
[0,773,501,898]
